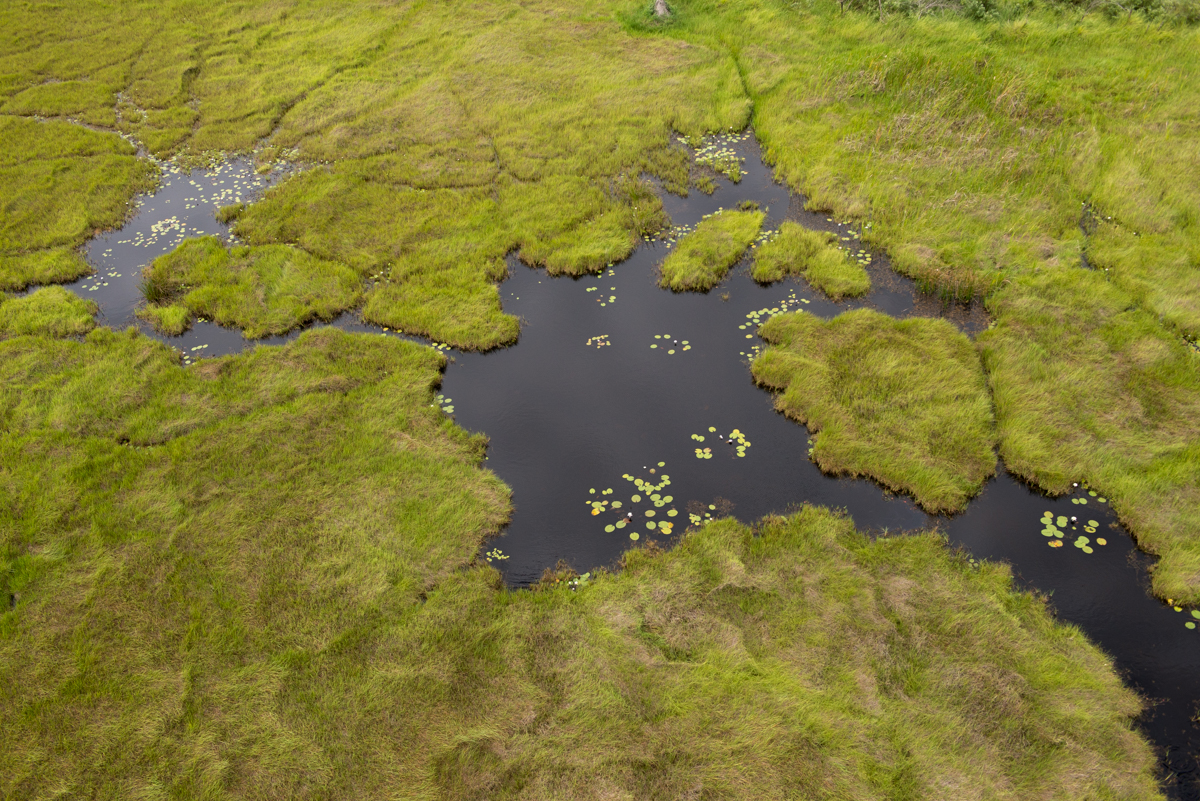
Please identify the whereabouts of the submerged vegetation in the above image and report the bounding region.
[659,207,764,291]
[0,328,1161,796]
[752,221,871,298]
[755,309,997,513]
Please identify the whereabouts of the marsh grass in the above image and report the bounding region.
[0,287,96,338]
[139,237,362,338]
[0,329,1161,798]
[755,309,996,512]
[753,220,871,298]
[0,117,155,290]
[659,208,764,291]
[980,268,1200,601]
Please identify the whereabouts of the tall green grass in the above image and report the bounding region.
[755,308,996,512]
[0,325,1161,796]
[0,287,96,338]
[659,207,764,290]
[752,220,871,298]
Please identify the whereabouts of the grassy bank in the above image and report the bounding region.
[0,287,97,338]
[139,237,362,338]
[0,117,155,290]
[754,309,996,512]
[979,268,1200,599]
[752,221,871,298]
[659,207,764,291]
[0,324,1161,795]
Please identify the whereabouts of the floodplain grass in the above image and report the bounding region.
[754,309,997,513]
[0,117,155,290]
[752,220,871,298]
[0,287,97,339]
[979,268,1200,601]
[658,208,764,291]
[139,237,362,338]
[0,329,1163,797]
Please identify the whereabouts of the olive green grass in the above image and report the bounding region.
[0,287,96,339]
[658,208,764,291]
[980,268,1200,602]
[752,220,871,299]
[138,237,362,339]
[0,117,155,290]
[754,309,996,513]
[0,331,1162,798]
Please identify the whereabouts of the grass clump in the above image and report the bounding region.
[139,237,362,338]
[754,309,996,512]
[0,117,155,290]
[980,268,1200,601]
[136,303,192,336]
[658,208,764,291]
[0,287,96,338]
[753,220,871,298]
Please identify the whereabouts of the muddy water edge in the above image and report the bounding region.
[46,134,1200,798]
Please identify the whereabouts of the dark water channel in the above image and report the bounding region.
[55,136,1200,797]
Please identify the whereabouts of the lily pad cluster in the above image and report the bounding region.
[650,333,690,354]
[484,547,509,563]
[738,290,811,356]
[585,334,611,349]
[647,222,695,247]
[180,342,211,367]
[586,462,680,540]
[1040,510,1106,550]
[430,393,455,414]
[585,285,617,306]
[688,504,719,527]
[1166,599,1200,630]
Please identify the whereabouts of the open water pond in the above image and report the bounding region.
[56,134,1200,797]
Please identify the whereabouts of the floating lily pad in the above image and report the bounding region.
[616,520,626,529]
[612,501,622,509]
[663,495,673,503]
[1057,516,1067,527]
[658,462,665,467]
[604,525,615,533]
[1192,610,1200,620]
[630,532,640,540]
[1082,546,1093,554]
[647,521,656,529]
[1096,538,1106,545]
[631,494,641,502]
[645,510,655,517]
[1041,528,1055,537]
[1089,490,1097,497]
[1188,622,1196,630]
[1098,497,1107,502]
[667,509,678,517]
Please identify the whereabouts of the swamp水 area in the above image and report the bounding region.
[6,1,1200,796]
[46,131,1200,796]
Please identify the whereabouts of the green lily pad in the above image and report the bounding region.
[667,509,678,517]
[647,521,656,529]
[1192,610,1200,620]
[657,462,665,467]
[631,494,641,502]
[604,525,615,533]
[1082,546,1093,554]
[616,520,626,529]
[645,510,655,517]
[1098,497,1107,503]
[663,495,673,503]
[630,532,640,541]
[1041,529,1055,537]
[1089,490,1097,497]
[1056,516,1067,527]
[1188,622,1196,630]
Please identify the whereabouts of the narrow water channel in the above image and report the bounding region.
[47,134,1200,798]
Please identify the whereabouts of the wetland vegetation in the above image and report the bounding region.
[754,309,996,513]
[2,0,1200,794]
